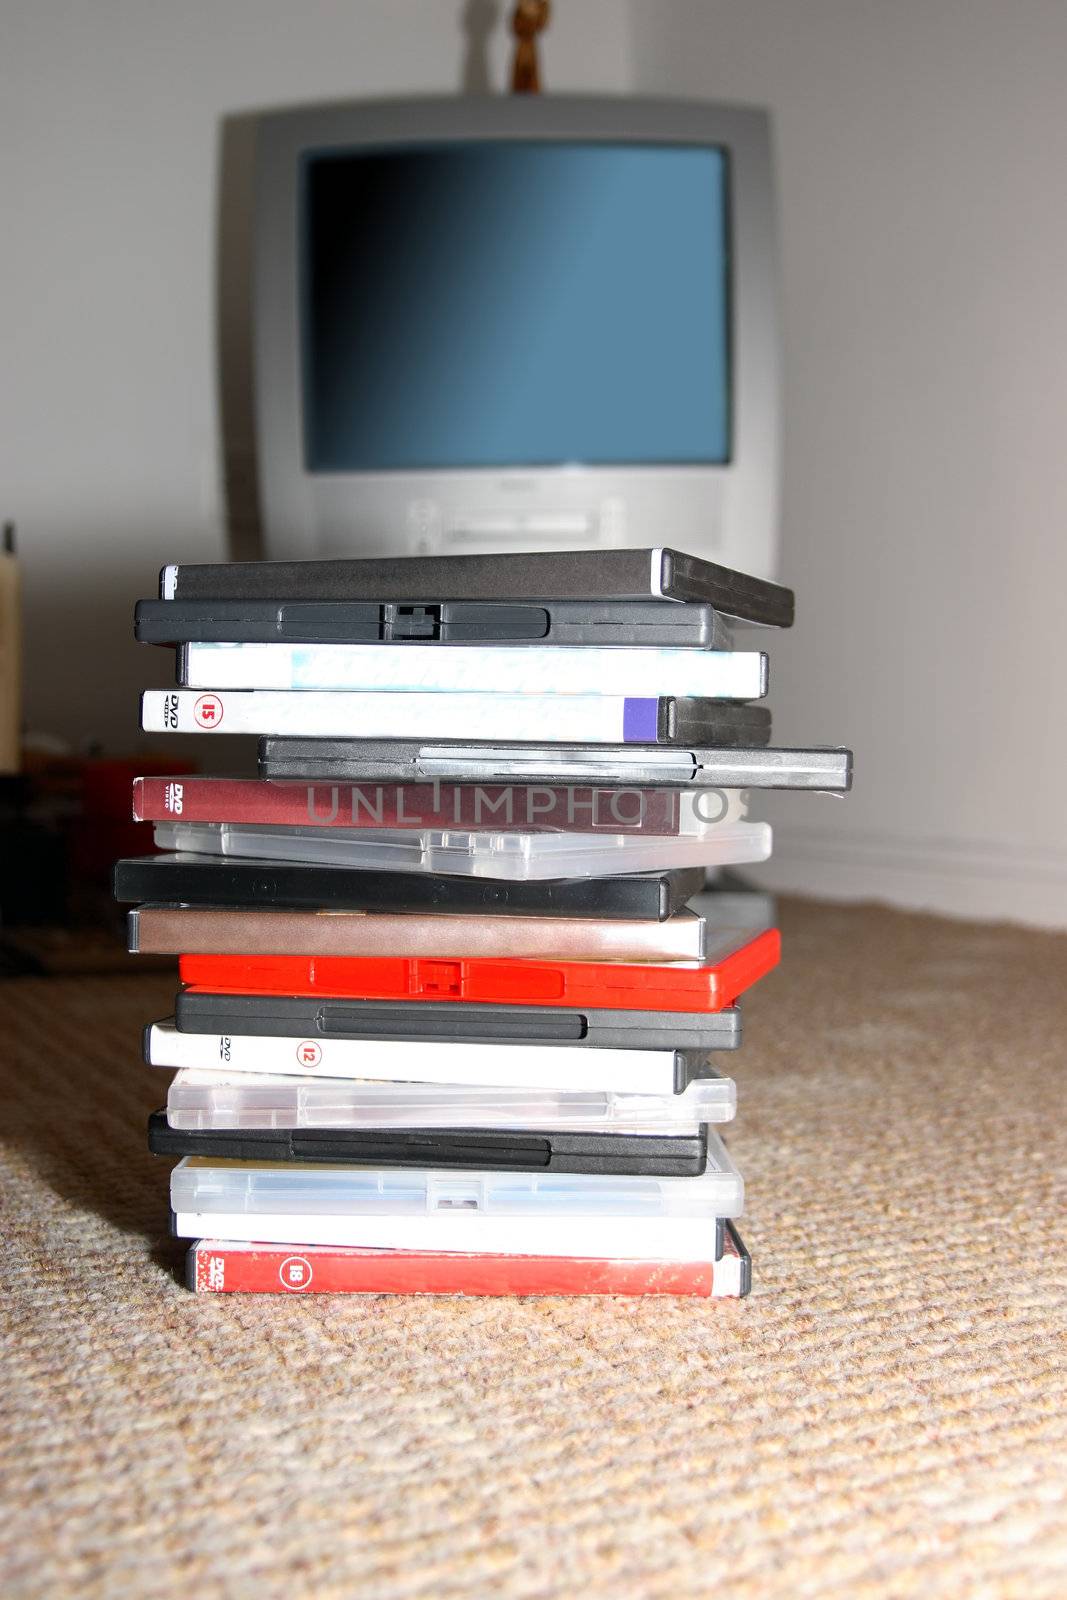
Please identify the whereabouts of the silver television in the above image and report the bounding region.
[252,95,781,576]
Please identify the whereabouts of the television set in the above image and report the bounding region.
[251,95,780,576]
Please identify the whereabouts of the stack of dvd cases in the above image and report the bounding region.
[118,548,851,1297]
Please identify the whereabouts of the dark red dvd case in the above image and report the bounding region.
[132,776,682,834]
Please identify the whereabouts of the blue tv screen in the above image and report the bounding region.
[302,141,730,471]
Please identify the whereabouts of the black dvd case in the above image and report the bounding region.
[170,993,742,1056]
[138,597,736,650]
[148,1111,708,1177]
[162,548,795,628]
[113,855,705,920]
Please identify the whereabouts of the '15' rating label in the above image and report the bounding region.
[193,695,224,729]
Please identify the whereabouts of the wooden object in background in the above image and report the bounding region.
[0,522,21,773]
[511,0,550,93]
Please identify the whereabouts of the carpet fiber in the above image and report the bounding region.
[2,898,1065,1599]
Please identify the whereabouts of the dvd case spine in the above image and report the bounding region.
[162,1065,737,1130]
[174,1209,719,1257]
[167,994,744,1055]
[130,906,708,963]
[140,689,740,743]
[170,1132,743,1241]
[147,816,771,882]
[144,1022,702,1094]
[176,929,781,1013]
[163,546,794,623]
[116,856,706,919]
[186,1224,750,1297]
[178,641,768,698]
[131,776,686,834]
[135,596,737,649]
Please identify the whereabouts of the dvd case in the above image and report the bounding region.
[131,777,689,834]
[113,855,707,919]
[169,1131,744,1256]
[185,1221,750,1296]
[145,1022,716,1094]
[149,1112,709,1177]
[177,929,780,1014]
[129,905,710,963]
[256,739,857,794]
[150,817,771,881]
[161,547,794,626]
[136,596,738,649]
[163,1067,736,1130]
[177,642,767,698]
[167,995,744,1056]
[141,690,764,744]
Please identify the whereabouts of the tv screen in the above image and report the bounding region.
[301,142,730,472]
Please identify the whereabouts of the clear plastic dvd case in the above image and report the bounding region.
[170,1133,743,1258]
[172,1147,743,1217]
[164,1068,737,1132]
[152,811,771,881]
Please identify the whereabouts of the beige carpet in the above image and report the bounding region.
[2,898,1065,1600]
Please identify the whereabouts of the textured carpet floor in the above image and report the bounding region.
[1,897,1065,1600]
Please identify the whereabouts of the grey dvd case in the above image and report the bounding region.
[161,548,795,627]
[137,597,736,649]
[171,992,743,1055]
[257,737,852,792]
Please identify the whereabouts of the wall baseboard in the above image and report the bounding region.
[749,824,1067,930]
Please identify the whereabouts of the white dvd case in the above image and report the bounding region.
[170,1135,743,1258]
[141,690,747,743]
[178,642,768,699]
[164,1067,737,1132]
[145,1021,697,1095]
[150,817,772,880]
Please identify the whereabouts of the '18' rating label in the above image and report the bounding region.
[279,1256,314,1291]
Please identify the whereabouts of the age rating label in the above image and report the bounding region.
[278,1256,314,1292]
[295,1041,322,1069]
[193,694,224,729]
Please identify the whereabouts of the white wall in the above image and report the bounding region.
[7,1,1066,926]
[632,0,1067,926]
[0,0,632,750]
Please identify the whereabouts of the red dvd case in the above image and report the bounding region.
[133,776,682,835]
[178,929,779,1014]
[187,1223,751,1297]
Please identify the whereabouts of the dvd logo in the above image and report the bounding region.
[163,692,180,730]
[164,781,184,815]
[279,1256,313,1291]
[296,1041,322,1069]
[218,1036,231,1061]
